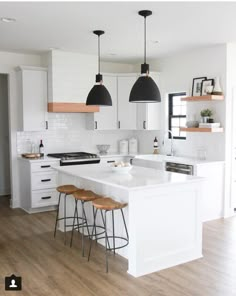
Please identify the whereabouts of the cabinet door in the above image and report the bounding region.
[93,75,117,130]
[137,72,161,130]
[117,76,137,130]
[21,69,47,131]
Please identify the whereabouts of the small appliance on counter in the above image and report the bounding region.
[129,138,138,154]
[119,139,129,154]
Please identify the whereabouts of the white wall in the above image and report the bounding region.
[0,74,10,195]
[224,43,236,216]
[135,45,227,160]
[102,61,135,73]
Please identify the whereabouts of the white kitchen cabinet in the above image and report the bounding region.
[117,75,137,130]
[16,66,48,131]
[133,154,225,222]
[18,158,60,213]
[86,75,118,130]
[136,72,161,130]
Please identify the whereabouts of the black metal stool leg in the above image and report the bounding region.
[112,210,115,255]
[100,210,111,250]
[121,208,129,240]
[82,201,90,238]
[70,199,78,248]
[92,206,97,243]
[64,194,68,245]
[54,192,61,238]
[88,208,98,261]
[104,210,109,273]
[81,201,85,257]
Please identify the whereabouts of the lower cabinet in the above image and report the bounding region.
[18,159,60,213]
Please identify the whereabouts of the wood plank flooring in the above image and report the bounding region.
[0,196,236,296]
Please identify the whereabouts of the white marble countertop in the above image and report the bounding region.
[53,164,203,191]
[134,154,225,166]
[98,152,137,158]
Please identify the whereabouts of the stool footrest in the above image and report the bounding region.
[92,235,129,251]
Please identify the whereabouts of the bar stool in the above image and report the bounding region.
[70,190,108,257]
[88,197,129,273]
[54,184,81,245]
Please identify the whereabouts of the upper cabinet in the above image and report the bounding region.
[86,74,137,130]
[47,50,99,113]
[117,75,137,130]
[136,72,161,130]
[16,66,48,131]
[86,75,118,130]
[86,72,162,131]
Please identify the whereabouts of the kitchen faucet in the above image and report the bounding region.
[162,130,174,156]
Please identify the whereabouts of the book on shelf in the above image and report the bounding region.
[199,123,221,128]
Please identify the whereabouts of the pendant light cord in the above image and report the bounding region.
[144,16,146,64]
[98,35,100,74]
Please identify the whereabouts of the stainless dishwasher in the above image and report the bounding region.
[165,162,194,175]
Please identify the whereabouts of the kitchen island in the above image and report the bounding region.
[54,164,204,277]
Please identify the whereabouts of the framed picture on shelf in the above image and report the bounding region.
[201,79,214,95]
[192,77,207,96]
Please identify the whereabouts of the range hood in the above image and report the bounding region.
[47,50,99,113]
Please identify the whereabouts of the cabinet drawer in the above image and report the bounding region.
[31,172,58,190]
[31,161,60,172]
[31,189,58,208]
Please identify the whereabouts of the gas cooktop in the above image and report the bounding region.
[47,152,100,166]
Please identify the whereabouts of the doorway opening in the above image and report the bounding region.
[0,74,11,207]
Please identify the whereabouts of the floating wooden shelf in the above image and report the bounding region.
[180,127,224,133]
[48,102,99,113]
[181,95,224,101]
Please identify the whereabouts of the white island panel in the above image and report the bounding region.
[54,164,203,277]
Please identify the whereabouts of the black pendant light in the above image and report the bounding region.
[86,30,112,106]
[129,10,161,103]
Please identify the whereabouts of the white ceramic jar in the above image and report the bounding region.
[119,140,129,154]
[129,138,138,154]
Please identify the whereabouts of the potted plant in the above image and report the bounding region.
[200,109,213,123]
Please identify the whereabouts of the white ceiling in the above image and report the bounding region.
[0,1,236,63]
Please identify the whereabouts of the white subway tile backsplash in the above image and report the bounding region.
[17,113,133,155]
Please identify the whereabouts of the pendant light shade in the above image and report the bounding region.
[129,10,161,103]
[86,30,112,106]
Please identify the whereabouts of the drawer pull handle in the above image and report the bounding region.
[41,179,51,182]
[107,160,115,163]
[41,196,51,200]
[41,165,51,168]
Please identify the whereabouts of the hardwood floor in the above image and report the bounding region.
[0,196,236,296]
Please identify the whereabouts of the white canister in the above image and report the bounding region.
[129,138,138,154]
[119,139,129,154]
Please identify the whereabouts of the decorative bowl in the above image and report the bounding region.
[186,121,199,128]
[110,165,132,174]
[96,145,110,154]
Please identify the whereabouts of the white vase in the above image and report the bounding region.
[213,77,223,95]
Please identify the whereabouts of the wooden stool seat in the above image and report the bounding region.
[92,197,128,211]
[56,184,79,194]
[73,190,102,202]
[88,197,129,272]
